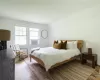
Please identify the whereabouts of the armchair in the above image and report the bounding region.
[11,44,28,61]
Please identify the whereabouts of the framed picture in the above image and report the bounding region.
[41,30,48,39]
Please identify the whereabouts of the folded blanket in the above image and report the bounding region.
[31,47,40,53]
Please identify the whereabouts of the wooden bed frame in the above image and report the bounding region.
[30,40,83,70]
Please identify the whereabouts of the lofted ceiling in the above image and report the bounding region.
[0,0,100,24]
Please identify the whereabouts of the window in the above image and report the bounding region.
[29,28,39,45]
[15,27,39,45]
[15,26,26,45]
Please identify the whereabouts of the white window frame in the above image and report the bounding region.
[29,28,39,45]
[15,26,27,45]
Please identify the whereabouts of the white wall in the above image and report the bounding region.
[49,4,100,65]
[0,17,49,52]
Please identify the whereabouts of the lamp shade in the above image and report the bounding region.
[0,29,11,41]
[86,42,92,48]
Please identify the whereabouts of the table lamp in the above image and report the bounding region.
[0,29,11,50]
[86,42,92,55]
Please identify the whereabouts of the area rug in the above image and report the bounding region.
[87,66,100,80]
[25,59,95,80]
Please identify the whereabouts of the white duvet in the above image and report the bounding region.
[31,47,80,71]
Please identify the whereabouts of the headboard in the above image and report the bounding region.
[60,40,83,52]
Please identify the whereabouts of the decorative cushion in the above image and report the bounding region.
[54,40,58,44]
[53,42,62,49]
[67,41,78,49]
[73,41,78,49]
[67,42,74,49]
[61,40,67,49]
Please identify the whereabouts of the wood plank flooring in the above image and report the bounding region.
[15,59,94,80]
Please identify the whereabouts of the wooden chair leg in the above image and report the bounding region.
[19,53,21,61]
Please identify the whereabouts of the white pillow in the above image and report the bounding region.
[67,41,77,49]
[73,41,78,49]
[67,42,74,49]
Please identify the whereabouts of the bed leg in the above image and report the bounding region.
[30,56,31,62]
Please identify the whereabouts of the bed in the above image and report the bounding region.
[30,40,83,71]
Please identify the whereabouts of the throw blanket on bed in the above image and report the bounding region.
[31,47,40,53]
[31,47,80,71]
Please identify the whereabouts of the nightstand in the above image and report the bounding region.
[81,53,97,68]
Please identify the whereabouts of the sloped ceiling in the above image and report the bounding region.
[0,0,100,24]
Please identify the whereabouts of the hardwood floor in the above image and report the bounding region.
[15,58,94,80]
[15,61,32,80]
[15,59,50,80]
